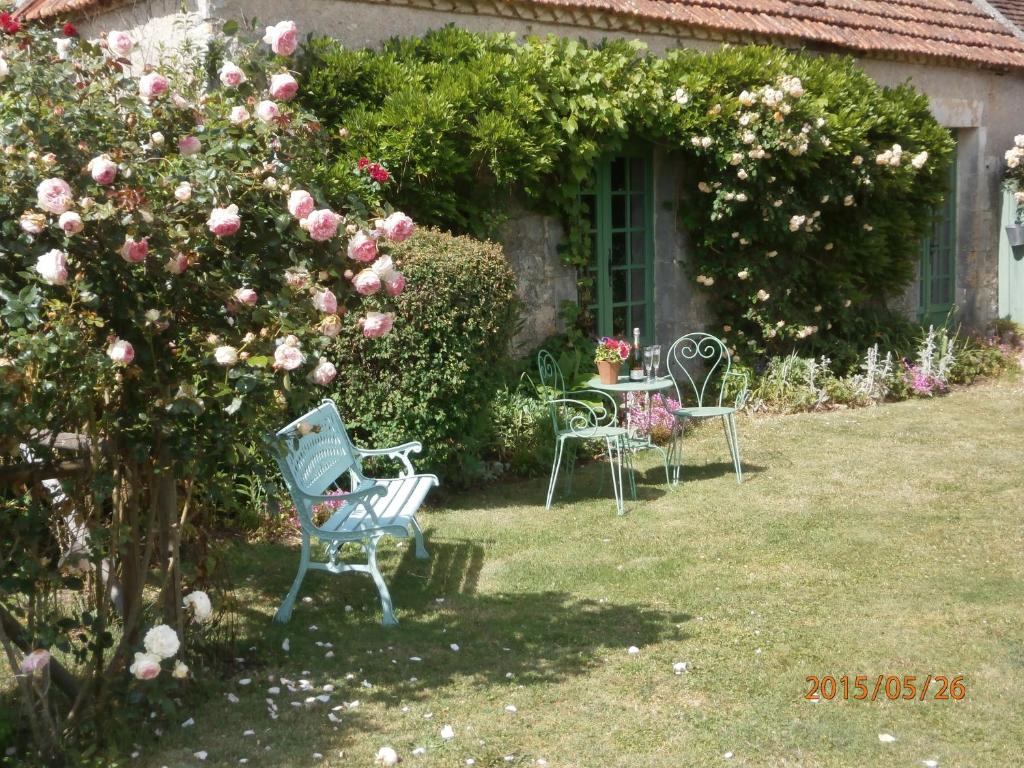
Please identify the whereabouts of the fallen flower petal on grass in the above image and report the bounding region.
[879,734,897,744]
[441,725,455,740]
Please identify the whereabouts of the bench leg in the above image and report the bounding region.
[275,533,311,623]
[410,517,429,560]
[366,538,398,627]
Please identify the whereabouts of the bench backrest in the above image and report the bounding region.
[268,400,365,503]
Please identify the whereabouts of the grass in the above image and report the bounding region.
[16,380,1024,766]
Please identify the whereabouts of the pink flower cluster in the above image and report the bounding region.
[625,392,681,438]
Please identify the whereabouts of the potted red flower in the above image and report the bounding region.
[594,336,631,384]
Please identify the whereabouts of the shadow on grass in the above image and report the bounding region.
[230,538,691,707]
[669,460,767,483]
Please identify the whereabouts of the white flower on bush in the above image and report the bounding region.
[274,338,304,370]
[697,181,712,193]
[256,100,280,122]
[738,90,756,107]
[911,151,928,169]
[130,652,161,680]
[35,249,69,285]
[671,87,689,105]
[0,56,8,81]
[737,168,748,181]
[1015,191,1024,204]
[164,253,189,275]
[21,213,46,234]
[310,360,337,386]
[150,131,165,147]
[729,152,743,166]
[756,289,770,301]
[106,30,134,56]
[229,106,250,125]
[144,624,180,659]
[214,345,239,366]
[219,61,247,87]
[172,660,190,679]
[183,590,213,623]
[788,215,806,232]
[780,75,803,98]
[735,192,748,202]
[737,269,749,280]
[174,182,192,202]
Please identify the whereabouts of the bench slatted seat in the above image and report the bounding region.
[267,400,438,626]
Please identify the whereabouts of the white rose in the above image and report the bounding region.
[174,182,192,202]
[183,590,213,623]
[130,652,162,680]
[150,131,165,146]
[1015,134,1024,148]
[35,249,69,285]
[143,624,180,659]
[172,660,190,679]
[214,346,239,366]
[0,57,9,81]
[911,151,928,169]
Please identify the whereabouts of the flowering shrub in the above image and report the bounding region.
[625,391,680,443]
[594,337,631,364]
[902,326,954,397]
[0,11,411,754]
[1004,133,1024,221]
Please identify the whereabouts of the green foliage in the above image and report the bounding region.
[302,28,954,356]
[327,228,520,486]
[486,380,554,477]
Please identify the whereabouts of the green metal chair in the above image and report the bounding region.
[663,333,750,484]
[537,350,630,515]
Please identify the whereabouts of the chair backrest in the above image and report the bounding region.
[268,400,364,502]
[665,333,731,408]
[536,349,566,396]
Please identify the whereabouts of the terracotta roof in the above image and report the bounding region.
[987,0,1024,31]
[14,0,1024,70]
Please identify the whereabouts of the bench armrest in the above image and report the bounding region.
[355,441,423,478]
[299,485,387,530]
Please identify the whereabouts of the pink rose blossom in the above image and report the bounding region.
[269,73,298,101]
[129,652,161,680]
[119,236,149,263]
[262,20,298,56]
[20,213,46,234]
[274,342,304,371]
[346,232,377,263]
[35,249,68,285]
[36,178,74,214]
[107,338,135,364]
[380,211,414,242]
[310,360,337,386]
[385,272,406,297]
[106,30,134,56]
[20,649,51,674]
[218,61,247,87]
[234,287,258,306]
[174,182,192,202]
[88,154,118,185]
[171,92,190,110]
[301,209,342,242]
[312,289,338,314]
[59,211,84,235]
[229,106,250,125]
[178,135,201,156]
[164,253,189,275]
[207,204,241,237]
[353,269,381,296]
[285,267,310,289]
[361,311,394,339]
[288,190,315,219]
[256,100,280,123]
[139,72,169,102]
[319,314,342,337]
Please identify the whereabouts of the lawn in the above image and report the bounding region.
[134,381,1023,766]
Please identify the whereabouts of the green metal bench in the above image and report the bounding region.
[266,400,438,626]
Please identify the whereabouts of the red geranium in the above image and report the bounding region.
[63,21,77,36]
[368,163,390,183]
[357,156,370,170]
[1,11,22,34]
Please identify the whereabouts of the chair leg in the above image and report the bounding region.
[727,413,743,483]
[410,516,429,560]
[545,439,565,510]
[606,437,625,516]
[669,420,684,486]
[275,533,311,623]
[562,442,579,496]
[366,537,398,627]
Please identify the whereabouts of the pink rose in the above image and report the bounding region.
[256,100,280,123]
[310,360,337,386]
[174,181,192,202]
[301,209,342,242]
[119,236,149,263]
[20,649,51,674]
[107,338,135,364]
[129,652,161,680]
[20,213,46,234]
[171,92,190,110]
[207,204,240,237]
[139,72,169,102]
[380,211,414,242]
[361,311,394,339]
[218,61,246,87]
[59,211,84,235]
[288,190,315,219]
[178,135,201,156]
[274,342,304,371]
[229,106,250,125]
[262,20,298,56]
[285,267,310,289]
[234,287,258,306]
[36,178,74,214]
[319,314,342,337]
[35,249,68,285]
[385,272,406,297]
[88,154,118,185]
[346,232,377,263]
[107,30,134,56]
[269,73,298,101]
[312,289,338,314]
[353,269,381,296]
[164,253,189,275]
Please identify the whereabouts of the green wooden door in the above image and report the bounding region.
[579,149,655,341]
[918,150,957,327]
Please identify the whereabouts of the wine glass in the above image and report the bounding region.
[650,345,662,380]
[643,348,654,380]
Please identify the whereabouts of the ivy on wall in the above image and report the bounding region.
[300,28,954,364]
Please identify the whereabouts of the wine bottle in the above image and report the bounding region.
[630,327,644,380]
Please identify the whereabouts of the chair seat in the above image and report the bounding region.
[322,474,436,535]
[558,425,630,440]
[672,406,736,419]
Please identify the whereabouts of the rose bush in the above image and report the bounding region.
[0,11,413,755]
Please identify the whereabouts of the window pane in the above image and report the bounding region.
[630,231,646,267]
[629,158,645,194]
[611,268,628,303]
[611,231,627,267]
[631,267,645,302]
[630,193,645,231]
[611,195,626,230]
[611,158,627,192]
[631,304,646,336]
[612,306,628,338]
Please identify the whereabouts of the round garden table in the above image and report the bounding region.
[587,375,674,499]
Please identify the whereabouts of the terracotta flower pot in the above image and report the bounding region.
[597,360,621,385]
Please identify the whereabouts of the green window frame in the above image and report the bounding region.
[579,148,655,342]
[919,147,957,327]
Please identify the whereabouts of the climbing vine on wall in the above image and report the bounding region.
[301,29,954,362]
